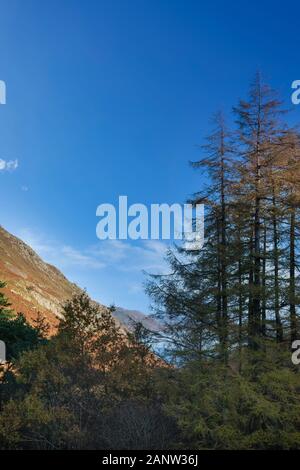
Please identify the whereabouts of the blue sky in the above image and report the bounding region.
[0,0,299,312]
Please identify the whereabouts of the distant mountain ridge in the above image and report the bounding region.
[0,225,161,334]
[114,307,162,333]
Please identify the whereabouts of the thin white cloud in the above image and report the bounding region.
[88,239,169,274]
[17,229,169,275]
[0,159,18,172]
[61,245,105,269]
[17,229,105,270]
[13,228,170,311]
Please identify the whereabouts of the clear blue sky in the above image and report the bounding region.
[0,0,299,312]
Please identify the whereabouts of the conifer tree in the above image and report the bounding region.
[0,281,12,319]
[147,74,299,365]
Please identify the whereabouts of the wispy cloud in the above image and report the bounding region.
[0,159,18,172]
[14,228,170,311]
[88,239,169,274]
[17,228,169,275]
[61,245,105,269]
[17,229,105,270]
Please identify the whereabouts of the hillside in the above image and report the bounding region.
[0,225,160,334]
[0,226,82,331]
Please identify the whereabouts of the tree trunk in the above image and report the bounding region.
[290,207,297,343]
[272,189,283,342]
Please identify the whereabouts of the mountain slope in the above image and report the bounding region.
[0,225,84,331]
[0,225,161,334]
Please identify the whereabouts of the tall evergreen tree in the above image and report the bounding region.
[0,281,12,319]
[147,75,299,366]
